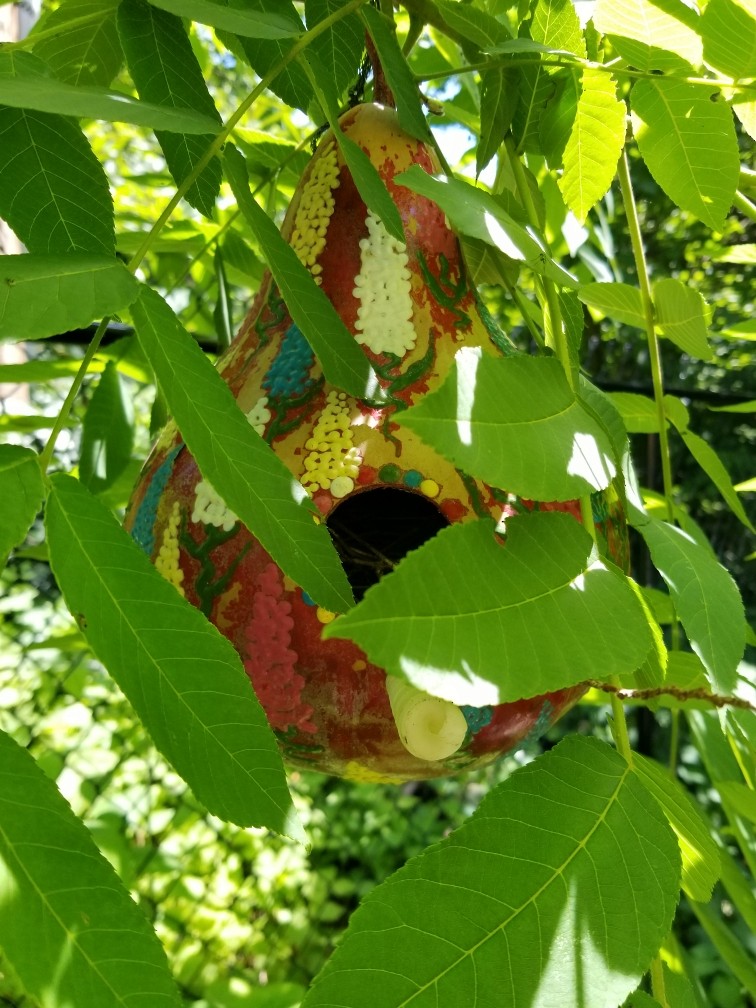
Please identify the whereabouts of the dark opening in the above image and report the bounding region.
[326,487,450,602]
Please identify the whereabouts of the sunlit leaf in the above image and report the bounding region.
[653,278,712,359]
[130,283,354,613]
[223,145,382,400]
[117,0,223,218]
[0,254,138,343]
[632,754,720,902]
[701,0,756,79]
[399,349,617,500]
[304,736,679,1008]
[678,431,755,532]
[326,513,652,707]
[45,474,303,839]
[0,446,44,565]
[631,515,745,694]
[595,0,703,71]
[608,392,660,433]
[0,730,182,1008]
[559,68,626,223]
[578,281,646,329]
[631,79,739,231]
[396,166,577,286]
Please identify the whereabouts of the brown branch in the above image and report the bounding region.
[586,680,756,712]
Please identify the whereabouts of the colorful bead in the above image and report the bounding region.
[353,210,416,356]
[155,501,185,596]
[301,390,361,495]
[289,140,340,285]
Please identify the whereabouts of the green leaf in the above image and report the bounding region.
[222,0,310,112]
[477,66,519,175]
[0,51,222,133]
[304,0,364,103]
[677,430,756,532]
[0,107,113,255]
[609,392,661,433]
[0,254,139,343]
[0,729,182,1008]
[512,62,556,155]
[701,0,756,79]
[717,780,756,826]
[531,0,587,59]
[0,445,44,565]
[399,350,617,500]
[631,79,739,231]
[594,0,703,71]
[653,278,712,359]
[117,0,222,219]
[30,0,123,86]
[631,515,745,694]
[45,474,303,839]
[326,513,653,706]
[688,900,756,999]
[539,68,580,168]
[434,0,512,50]
[79,360,134,493]
[361,5,431,143]
[624,992,662,1008]
[303,736,679,1008]
[396,166,578,287]
[631,754,720,902]
[130,283,354,613]
[223,145,382,401]
[559,68,626,223]
[578,281,646,329]
[147,0,302,37]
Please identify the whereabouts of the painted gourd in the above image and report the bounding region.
[125,103,628,783]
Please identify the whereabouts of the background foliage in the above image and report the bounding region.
[0,0,755,1005]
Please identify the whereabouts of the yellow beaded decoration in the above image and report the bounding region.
[155,501,185,596]
[289,141,340,285]
[301,390,361,496]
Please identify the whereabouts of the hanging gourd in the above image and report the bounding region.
[125,99,628,783]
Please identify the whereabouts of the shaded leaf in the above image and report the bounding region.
[30,0,123,86]
[79,360,134,493]
[45,474,303,839]
[0,51,222,133]
[117,0,222,218]
[559,68,626,223]
[304,0,364,104]
[0,254,139,343]
[631,79,739,231]
[512,60,556,154]
[678,430,755,532]
[595,0,703,71]
[540,68,580,168]
[477,66,518,175]
[0,445,44,564]
[223,145,382,401]
[688,900,756,998]
[130,283,354,613]
[578,281,646,329]
[399,349,617,500]
[653,277,712,359]
[631,515,745,694]
[222,0,310,112]
[304,736,679,1008]
[434,0,512,50]
[326,513,653,707]
[0,93,114,254]
[0,729,182,1008]
[148,0,302,38]
[396,165,577,286]
[632,754,720,902]
[701,0,756,79]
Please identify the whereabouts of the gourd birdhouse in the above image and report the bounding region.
[125,102,628,783]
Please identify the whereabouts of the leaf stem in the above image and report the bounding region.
[616,150,676,517]
[734,190,756,222]
[38,317,110,473]
[609,682,633,762]
[7,11,104,49]
[650,955,669,1006]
